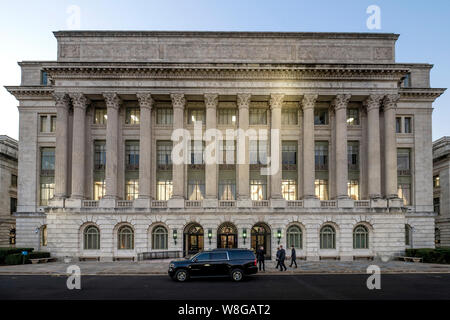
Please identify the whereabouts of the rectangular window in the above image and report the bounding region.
[93,180,105,200]
[250,179,267,200]
[281,108,298,125]
[125,179,139,200]
[125,107,140,124]
[398,183,411,205]
[40,181,54,206]
[396,117,402,133]
[282,179,297,200]
[157,141,173,165]
[40,115,48,132]
[188,180,205,200]
[249,108,267,125]
[50,116,56,132]
[397,148,411,175]
[314,109,328,125]
[94,108,107,125]
[434,197,440,215]
[282,142,297,165]
[315,179,329,200]
[404,117,412,133]
[315,142,328,170]
[11,174,17,188]
[157,180,173,200]
[347,141,359,170]
[94,141,106,170]
[10,197,17,215]
[40,147,55,173]
[188,109,205,124]
[433,175,440,188]
[348,180,360,200]
[190,141,205,164]
[347,108,360,125]
[403,73,411,88]
[218,109,237,125]
[218,140,236,164]
[125,141,139,170]
[156,108,173,125]
[41,71,48,85]
[40,148,55,206]
[219,180,236,200]
[249,140,267,165]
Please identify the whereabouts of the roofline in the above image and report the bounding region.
[53,30,400,40]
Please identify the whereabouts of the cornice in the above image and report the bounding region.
[5,86,53,100]
[399,88,446,102]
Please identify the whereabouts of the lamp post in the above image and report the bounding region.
[173,229,177,245]
[242,228,247,245]
[208,229,212,245]
[277,229,282,244]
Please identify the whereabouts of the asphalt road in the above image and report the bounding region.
[1,273,449,300]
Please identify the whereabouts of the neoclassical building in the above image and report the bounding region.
[6,31,445,261]
[433,136,450,247]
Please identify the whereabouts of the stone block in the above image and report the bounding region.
[270,198,286,208]
[303,198,320,208]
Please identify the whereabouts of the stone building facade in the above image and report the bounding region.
[5,31,445,261]
[0,135,18,247]
[433,137,450,247]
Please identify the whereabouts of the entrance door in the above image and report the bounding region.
[251,223,271,259]
[183,223,204,256]
[217,223,238,249]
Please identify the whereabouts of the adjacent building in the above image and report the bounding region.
[0,135,18,247]
[433,136,450,247]
[5,31,445,261]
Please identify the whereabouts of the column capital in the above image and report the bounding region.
[363,94,384,112]
[170,93,186,110]
[383,94,400,111]
[53,92,70,109]
[301,94,318,110]
[136,93,154,110]
[269,93,285,110]
[69,93,90,110]
[103,92,121,109]
[204,93,219,109]
[237,93,251,109]
[332,94,351,111]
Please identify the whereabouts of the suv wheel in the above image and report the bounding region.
[231,269,244,282]
[174,269,189,282]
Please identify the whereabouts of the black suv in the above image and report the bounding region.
[168,248,258,282]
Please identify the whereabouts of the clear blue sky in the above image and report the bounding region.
[1,0,448,140]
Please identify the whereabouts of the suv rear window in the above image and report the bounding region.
[228,250,255,260]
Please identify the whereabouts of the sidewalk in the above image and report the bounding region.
[1,259,450,275]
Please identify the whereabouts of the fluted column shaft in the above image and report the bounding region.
[384,94,400,198]
[205,93,218,199]
[137,93,153,199]
[365,95,383,198]
[270,93,284,199]
[237,93,251,200]
[302,94,318,198]
[69,93,89,199]
[54,93,70,199]
[333,94,351,199]
[103,93,121,199]
[171,93,186,199]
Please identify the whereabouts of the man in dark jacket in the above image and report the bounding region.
[278,245,287,271]
[275,246,280,269]
[256,246,265,271]
[290,245,297,268]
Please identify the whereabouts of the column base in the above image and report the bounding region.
[168,197,185,208]
[99,198,116,208]
[303,198,320,208]
[270,198,286,208]
[337,198,354,208]
[134,197,151,208]
[388,198,404,208]
[203,198,218,208]
[237,198,252,208]
[65,198,83,208]
[370,198,388,208]
[49,197,66,208]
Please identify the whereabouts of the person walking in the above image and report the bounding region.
[278,245,287,271]
[290,245,297,268]
[275,246,281,270]
[256,246,265,271]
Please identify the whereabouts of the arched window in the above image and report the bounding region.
[152,226,168,250]
[118,225,134,250]
[405,224,411,246]
[84,225,100,250]
[287,225,302,249]
[41,225,47,247]
[353,225,369,249]
[9,228,16,245]
[320,225,336,249]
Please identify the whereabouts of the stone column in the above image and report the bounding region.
[168,93,186,208]
[269,93,285,207]
[101,93,121,207]
[364,94,384,199]
[53,92,70,204]
[332,94,351,201]
[135,93,154,208]
[68,93,89,201]
[204,93,219,207]
[383,94,401,202]
[237,93,251,207]
[302,94,318,203]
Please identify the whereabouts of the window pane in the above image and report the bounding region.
[348,180,360,200]
[50,116,56,132]
[125,179,139,200]
[218,109,237,125]
[126,108,140,124]
[314,109,328,125]
[315,179,329,200]
[404,117,412,133]
[94,108,107,125]
[396,117,402,133]
[282,109,298,125]
[157,108,173,125]
[249,109,267,125]
[282,179,297,200]
[347,108,359,125]
[40,116,48,132]
[157,180,173,200]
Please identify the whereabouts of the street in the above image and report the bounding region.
[0,273,449,300]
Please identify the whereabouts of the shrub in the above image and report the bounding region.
[406,248,450,264]
[3,251,51,265]
[0,248,34,264]
[4,253,25,265]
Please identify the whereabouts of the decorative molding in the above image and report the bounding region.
[399,88,446,102]
[52,92,71,109]
[69,93,90,109]
[136,93,154,110]
[5,86,53,100]
[269,93,285,110]
[237,93,251,109]
[170,93,186,109]
[204,93,219,109]
[301,94,318,110]
[332,94,351,111]
[383,94,400,111]
[102,92,121,109]
[363,94,384,112]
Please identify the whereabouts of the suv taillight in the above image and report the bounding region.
[254,259,257,266]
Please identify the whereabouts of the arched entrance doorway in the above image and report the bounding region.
[217,222,238,248]
[183,223,204,256]
[251,223,271,259]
